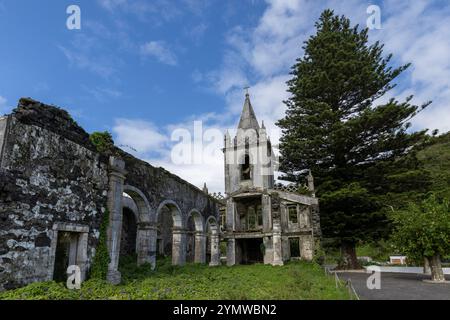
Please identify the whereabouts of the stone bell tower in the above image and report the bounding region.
[223,92,275,195]
[222,92,320,267]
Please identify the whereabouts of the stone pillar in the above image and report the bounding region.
[262,194,272,233]
[300,235,314,261]
[263,236,274,265]
[194,232,206,263]
[281,236,290,262]
[272,219,283,266]
[106,157,126,285]
[137,222,157,269]
[226,198,235,231]
[209,228,220,266]
[226,238,236,266]
[172,228,187,266]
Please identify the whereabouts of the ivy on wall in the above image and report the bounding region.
[90,208,110,280]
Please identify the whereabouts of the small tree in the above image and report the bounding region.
[89,131,114,153]
[390,195,450,282]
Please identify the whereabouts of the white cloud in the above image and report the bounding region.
[185,23,208,45]
[183,0,450,192]
[150,157,225,194]
[113,119,168,155]
[97,0,128,11]
[58,34,119,78]
[107,0,450,193]
[372,0,450,133]
[82,86,123,102]
[96,0,182,24]
[207,0,450,134]
[111,115,228,193]
[140,41,178,66]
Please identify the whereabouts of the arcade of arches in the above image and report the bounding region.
[105,159,221,285]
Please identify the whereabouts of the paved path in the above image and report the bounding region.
[339,272,450,300]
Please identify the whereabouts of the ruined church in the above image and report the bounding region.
[0,95,320,291]
[222,93,320,266]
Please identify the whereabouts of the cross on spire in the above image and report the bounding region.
[243,86,250,96]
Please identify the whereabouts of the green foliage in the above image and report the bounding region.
[313,240,326,265]
[0,260,351,300]
[89,131,114,153]
[277,9,431,250]
[417,132,450,199]
[389,195,450,262]
[297,185,314,196]
[90,208,111,280]
[356,240,396,262]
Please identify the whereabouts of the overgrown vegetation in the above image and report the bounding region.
[0,258,350,300]
[89,208,111,280]
[89,131,114,153]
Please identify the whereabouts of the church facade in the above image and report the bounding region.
[222,93,321,266]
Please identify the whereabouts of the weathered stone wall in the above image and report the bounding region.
[0,98,221,290]
[118,149,220,226]
[0,99,109,291]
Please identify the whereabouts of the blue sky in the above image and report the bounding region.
[1,0,449,192]
[0,0,264,128]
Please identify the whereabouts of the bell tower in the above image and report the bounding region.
[224,92,274,195]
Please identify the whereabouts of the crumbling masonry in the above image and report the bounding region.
[0,96,321,291]
[0,98,220,290]
[222,93,321,266]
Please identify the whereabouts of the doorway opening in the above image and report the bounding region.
[289,237,300,258]
[120,207,137,257]
[240,238,264,264]
[53,232,78,282]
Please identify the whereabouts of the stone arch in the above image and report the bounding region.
[187,209,204,232]
[186,209,206,263]
[206,216,220,266]
[122,185,154,267]
[156,200,183,227]
[123,185,151,222]
[122,195,139,222]
[206,216,218,230]
[156,200,184,266]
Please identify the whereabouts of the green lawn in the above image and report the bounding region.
[0,257,351,300]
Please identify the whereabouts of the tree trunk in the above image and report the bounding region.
[338,242,361,270]
[427,254,445,282]
[423,257,431,275]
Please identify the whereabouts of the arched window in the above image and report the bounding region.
[241,154,251,181]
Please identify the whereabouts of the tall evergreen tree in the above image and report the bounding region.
[277,9,431,268]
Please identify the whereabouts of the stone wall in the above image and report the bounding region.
[0,98,221,291]
[118,149,220,225]
[0,99,109,291]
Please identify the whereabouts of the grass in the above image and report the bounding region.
[356,240,396,262]
[0,257,351,300]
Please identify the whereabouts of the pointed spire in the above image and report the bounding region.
[261,120,266,129]
[238,91,260,131]
[203,183,209,194]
